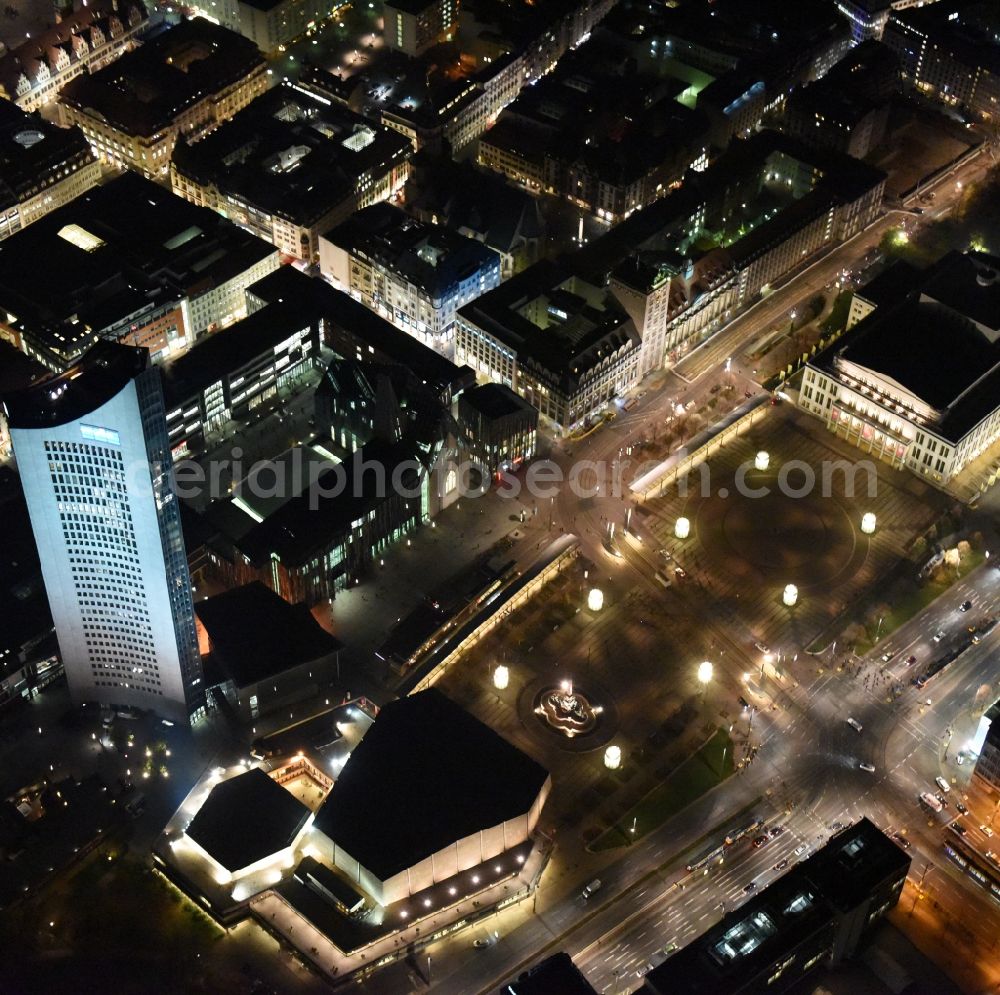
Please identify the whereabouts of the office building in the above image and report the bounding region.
[884,1,1000,121]
[187,0,336,53]
[477,39,709,223]
[499,954,598,995]
[59,17,268,179]
[0,0,147,113]
[320,202,501,349]
[4,342,205,722]
[0,172,279,371]
[642,819,909,995]
[783,42,898,159]
[800,251,1000,483]
[971,699,1000,792]
[0,98,101,242]
[313,688,550,905]
[835,0,892,43]
[383,0,456,57]
[458,383,537,474]
[171,84,413,262]
[194,581,341,722]
[456,261,641,430]
[160,298,321,457]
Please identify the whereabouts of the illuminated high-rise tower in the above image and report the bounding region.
[4,342,204,722]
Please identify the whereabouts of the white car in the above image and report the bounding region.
[935,776,951,793]
[859,762,876,773]
[793,844,808,857]
[981,825,994,838]
[847,717,863,733]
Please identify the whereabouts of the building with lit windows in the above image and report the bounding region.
[3,342,205,723]
[456,261,641,430]
[171,84,413,262]
[0,0,147,113]
[883,0,1000,121]
[642,819,909,995]
[476,40,709,223]
[59,17,268,179]
[0,172,279,372]
[384,0,456,57]
[800,251,1000,484]
[160,298,321,457]
[320,202,501,349]
[458,382,537,474]
[835,0,891,43]
[0,98,101,242]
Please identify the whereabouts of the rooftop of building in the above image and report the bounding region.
[194,581,341,688]
[2,341,147,430]
[314,688,548,880]
[889,0,1000,73]
[0,171,276,361]
[645,818,909,995]
[0,0,147,97]
[323,201,500,297]
[457,259,640,388]
[814,252,1000,440]
[500,953,598,995]
[233,436,426,567]
[246,265,472,395]
[186,767,311,873]
[459,382,537,421]
[171,84,413,227]
[574,129,886,284]
[59,16,265,137]
[0,101,95,211]
[404,153,546,256]
[160,298,317,405]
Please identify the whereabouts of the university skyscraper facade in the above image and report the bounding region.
[4,343,204,722]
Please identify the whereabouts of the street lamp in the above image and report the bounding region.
[783,584,798,607]
[493,665,509,691]
[587,588,604,612]
[860,512,876,535]
[755,451,769,471]
[604,745,622,770]
[675,517,691,540]
[698,661,713,685]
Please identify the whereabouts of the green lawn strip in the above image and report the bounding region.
[855,550,986,656]
[591,729,735,852]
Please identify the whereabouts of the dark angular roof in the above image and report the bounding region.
[194,581,341,687]
[2,341,147,430]
[314,688,549,879]
[460,382,537,421]
[186,767,310,872]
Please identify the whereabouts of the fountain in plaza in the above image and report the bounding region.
[534,679,603,738]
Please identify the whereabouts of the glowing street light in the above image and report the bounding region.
[860,512,876,535]
[755,451,769,471]
[783,584,798,607]
[493,665,509,691]
[587,588,604,612]
[604,745,622,770]
[675,517,691,540]
[697,660,713,685]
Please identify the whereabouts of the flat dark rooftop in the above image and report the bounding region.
[314,688,548,880]
[460,382,537,421]
[59,18,264,137]
[161,298,317,404]
[186,767,310,873]
[194,581,341,688]
[2,341,147,430]
[501,953,598,995]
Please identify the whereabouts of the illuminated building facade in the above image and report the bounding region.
[5,342,205,722]
[59,18,268,179]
